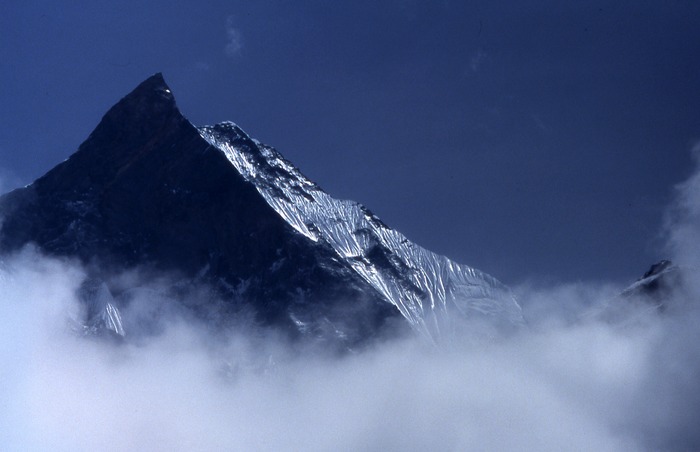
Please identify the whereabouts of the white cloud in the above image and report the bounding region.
[663,141,700,269]
[0,245,700,451]
[2,145,700,450]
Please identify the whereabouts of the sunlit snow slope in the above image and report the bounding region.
[200,123,523,340]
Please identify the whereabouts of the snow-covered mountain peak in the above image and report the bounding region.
[199,121,524,342]
[0,73,524,345]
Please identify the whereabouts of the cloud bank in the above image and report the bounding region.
[1,146,700,451]
[0,257,698,450]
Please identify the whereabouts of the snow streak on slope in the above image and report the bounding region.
[199,122,523,341]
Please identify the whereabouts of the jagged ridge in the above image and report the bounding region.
[200,122,523,340]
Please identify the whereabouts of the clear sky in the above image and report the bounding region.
[1,1,699,285]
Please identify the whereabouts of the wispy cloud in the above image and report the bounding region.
[469,48,486,73]
[194,61,211,72]
[224,16,243,58]
[663,141,700,269]
[531,113,550,133]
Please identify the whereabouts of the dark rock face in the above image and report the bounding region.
[0,74,399,345]
[621,260,682,307]
[595,260,688,324]
[641,260,673,279]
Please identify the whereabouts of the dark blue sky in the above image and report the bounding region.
[2,1,699,285]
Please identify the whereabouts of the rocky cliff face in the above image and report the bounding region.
[0,73,523,345]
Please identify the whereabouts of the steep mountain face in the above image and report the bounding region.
[0,73,523,345]
[620,260,680,305]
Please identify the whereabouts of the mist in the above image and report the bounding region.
[2,150,700,451]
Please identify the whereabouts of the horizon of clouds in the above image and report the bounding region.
[1,246,698,451]
[0,144,700,450]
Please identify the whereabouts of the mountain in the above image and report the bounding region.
[0,73,523,345]
[590,259,696,326]
[619,260,681,305]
